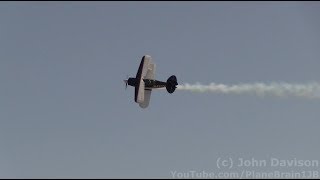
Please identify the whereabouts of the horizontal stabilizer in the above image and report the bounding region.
[166,75,178,93]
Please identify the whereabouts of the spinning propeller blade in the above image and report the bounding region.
[124,75,129,90]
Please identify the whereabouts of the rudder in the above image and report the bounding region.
[166,75,178,93]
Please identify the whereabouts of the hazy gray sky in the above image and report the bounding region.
[1,2,320,178]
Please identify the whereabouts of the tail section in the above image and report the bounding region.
[166,75,178,93]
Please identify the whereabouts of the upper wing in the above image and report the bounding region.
[143,56,156,79]
[139,89,151,108]
[145,57,156,80]
[136,55,151,79]
[135,56,150,103]
[135,55,154,107]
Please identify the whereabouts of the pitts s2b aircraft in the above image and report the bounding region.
[124,55,178,108]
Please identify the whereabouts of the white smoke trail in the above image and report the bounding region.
[177,82,320,99]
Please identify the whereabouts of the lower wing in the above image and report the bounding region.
[139,89,152,108]
[135,79,145,103]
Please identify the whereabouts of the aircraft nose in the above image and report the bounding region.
[124,80,128,89]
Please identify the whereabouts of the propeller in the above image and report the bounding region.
[124,75,129,90]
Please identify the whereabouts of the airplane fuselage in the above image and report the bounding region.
[127,77,166,89]
[125,55,178,108]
